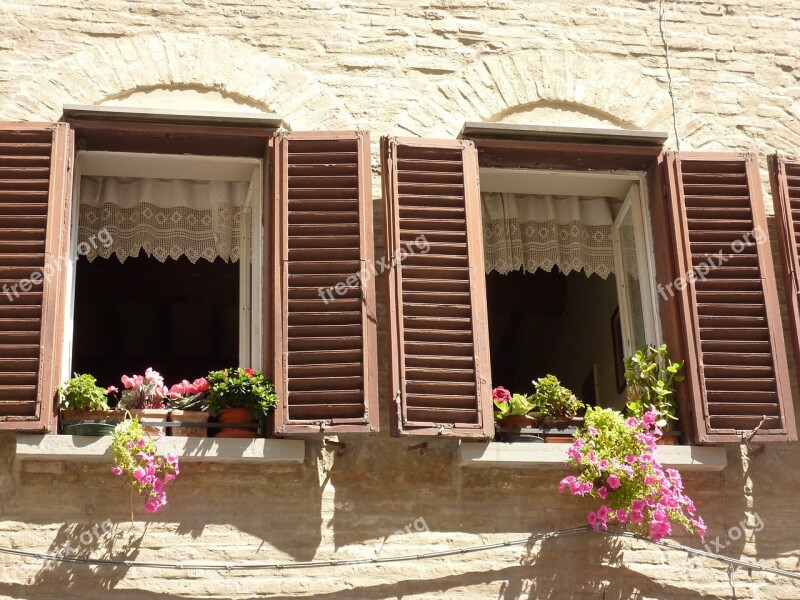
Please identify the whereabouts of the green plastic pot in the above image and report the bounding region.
[62,422,117,436]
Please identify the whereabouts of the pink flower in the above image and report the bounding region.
[559,476,576,494]
[190,378,208,394]
[625,455,636,464]
[597,486,608,500]
[607,474,621,489]
[132,467,146,482]
[631,499,646,512]
[144,498,161,513]
[630,509,644,523]
[106,386,119,395]
[588,426,600,437]
[616,509,628,523]
[642,410,657,426]
[165,454,178,465]
[587,511,597,529]
[625,417,640,427]
[110,466,122,475]
[121,375,135,389]
[492,386,511,402]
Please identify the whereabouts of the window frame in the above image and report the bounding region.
[478,167,662,357]
[62,151,264,383]
[459,125,702,441]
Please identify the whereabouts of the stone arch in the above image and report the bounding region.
[397,48,678,140]
[6,33,353,130]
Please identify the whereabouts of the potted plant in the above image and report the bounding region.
[117,368,170,434]
[167,378,210,437]
[492,386,540,430]
[624,344,684,444]
[58,374,121,435]
[206,367,277,438]
[559,405,705,542]
[111,416,179,513]
[532,375,585,442]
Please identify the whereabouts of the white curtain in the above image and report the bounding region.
[482,193,620,279]
[78,177,248,264]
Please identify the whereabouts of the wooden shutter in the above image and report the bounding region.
[0,123,73,432]
[665,152,796,443]
[770,154,800,440]
[272,131,378,435]
[381,137,492,438]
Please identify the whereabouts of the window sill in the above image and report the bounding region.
[458,442,727,471]
[15,435,305,464]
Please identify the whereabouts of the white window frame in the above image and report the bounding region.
[478,167,662,354]
[61,151,263,383]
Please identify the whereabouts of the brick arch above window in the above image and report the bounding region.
[397,48,677,140]
[3,33,354,130]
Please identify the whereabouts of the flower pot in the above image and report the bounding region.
[544,435,574,443]
[129,408,169,435]
[62,422,117,436]
[60,409,124,426]
[216,407,258,438]
[169,410,209,437]
[498,415,539,429]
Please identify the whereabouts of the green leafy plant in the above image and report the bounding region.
[111,416,178,513]
[58,373,110,412]
[559,406,704,542]
[492,386,537,421]
[206,368,277,419]
[532,375,584,420]
[624,344,684,428]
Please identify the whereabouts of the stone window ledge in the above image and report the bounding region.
[458,442,727,471]
[14,435,305,464]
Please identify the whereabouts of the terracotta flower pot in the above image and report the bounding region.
[216,407,258,438]
[129,408,169,435]
[169,410,209,437]
[498,415,539,429]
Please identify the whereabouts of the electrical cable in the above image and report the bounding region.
[2,525,799,583]
[659,0,681,151]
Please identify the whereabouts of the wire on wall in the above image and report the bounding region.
[3,525,800,583]
[659,0,681,151]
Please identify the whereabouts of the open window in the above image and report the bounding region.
[383,126,797,444]
[480,168,659,410]
[0,109,380,436]
[64,151,263,388]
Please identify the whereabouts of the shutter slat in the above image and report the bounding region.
[273,132,377,434]
[383,136,491,438]
[668,152,795,443]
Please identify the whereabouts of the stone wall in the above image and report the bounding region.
[1,1,799,598]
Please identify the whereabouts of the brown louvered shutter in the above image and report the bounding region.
[272,131,378,434]
[0,123,73,432]
[665,151,796,443]
[381,137,492,438]
[770,153,800,439]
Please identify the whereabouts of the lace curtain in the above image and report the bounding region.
[78,177,248,264]
[482,193,620,279]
